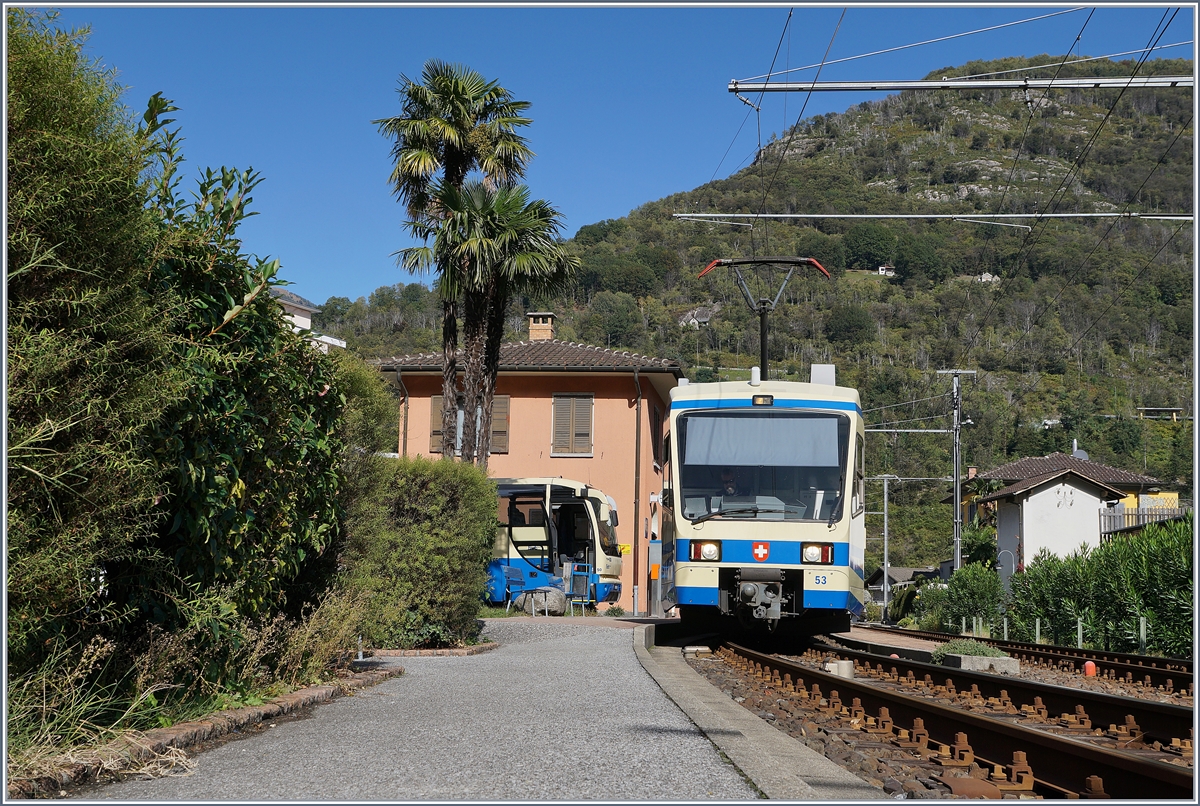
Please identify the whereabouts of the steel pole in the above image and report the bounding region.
[882,476,890,623]
[952,372,962,571]
[759,301,769,377]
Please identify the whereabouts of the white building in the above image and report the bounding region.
[975,452,1162,588]
[270,288,346,353]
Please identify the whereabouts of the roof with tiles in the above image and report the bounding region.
[978,452,1160,488]
[977,468,1128,504]
[270,287,321,312]
[376,339,683,375]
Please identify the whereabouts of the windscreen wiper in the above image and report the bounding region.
[689,505,788,526]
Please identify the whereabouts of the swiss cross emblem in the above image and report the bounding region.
[752,542,770,562]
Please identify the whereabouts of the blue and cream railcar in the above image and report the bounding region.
[660,368,866,634]
[487,478,624,607]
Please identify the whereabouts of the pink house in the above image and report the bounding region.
[376,312,683,612]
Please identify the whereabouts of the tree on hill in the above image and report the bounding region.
[844,221,897,270]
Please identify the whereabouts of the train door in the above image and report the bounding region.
[552,498,595,573]
[487,486,562,604]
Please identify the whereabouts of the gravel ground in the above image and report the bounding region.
[72,621,759,801]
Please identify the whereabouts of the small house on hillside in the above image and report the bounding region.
[270,288,346,353]
[975,450,1168,588]
[678,304,720,330]
[374,312,684,613]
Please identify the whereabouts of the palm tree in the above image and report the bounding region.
[376,59,533,456]
[476,198,578,468]
[403,182,577,465]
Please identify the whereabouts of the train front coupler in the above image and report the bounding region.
[727,567,786,625]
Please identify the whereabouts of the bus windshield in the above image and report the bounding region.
[677,410,850,522]
[589,498,621,557]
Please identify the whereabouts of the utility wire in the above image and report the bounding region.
[980,113,1194,377]
[1015,221,1187,396]
[863,393,952,414]
[738,7,1086,81]
[961,9,1177,361]
[957,41,1193,79]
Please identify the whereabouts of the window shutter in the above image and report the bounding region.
[553,396,572,453]
[490,395,509,454]
[429,395,443,453]
[573,395,593,453]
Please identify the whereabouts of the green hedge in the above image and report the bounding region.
[344,456,496,649]
[1008,516,1193,655]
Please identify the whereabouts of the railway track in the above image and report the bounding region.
[713,641,1194,799]
[860,624,1193,693]
[804,639,1194,747]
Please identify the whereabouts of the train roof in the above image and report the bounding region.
[669,378,861,414]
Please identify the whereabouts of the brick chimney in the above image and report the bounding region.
[527,311,556,341]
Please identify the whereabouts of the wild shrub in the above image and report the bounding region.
[944,562,1004,627]
[931,638,1008,665]
[6,8,184,674]
[344,456,497,648]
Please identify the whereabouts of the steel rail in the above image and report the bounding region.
[861,625,1193,689]
[725,642,1194,800]
[809,639,1194,745]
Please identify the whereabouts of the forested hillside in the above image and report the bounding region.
[318,55,1193,568]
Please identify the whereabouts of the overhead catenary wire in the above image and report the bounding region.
[976,113,1195,379]
[960,9,1182,363]
[737,7,1087,81]
[956,40,1193,80]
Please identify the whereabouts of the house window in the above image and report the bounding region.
[552,394,593,456]
[429,394,510,455]
[651,405,663,466]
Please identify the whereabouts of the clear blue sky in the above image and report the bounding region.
[48,3,1194,306]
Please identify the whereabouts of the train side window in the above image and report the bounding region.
[852,434,865,516]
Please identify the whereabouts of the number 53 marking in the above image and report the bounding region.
[813,575,828,585]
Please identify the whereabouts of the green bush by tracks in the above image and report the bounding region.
[1008,516,1193,656]
[344,456,497,649]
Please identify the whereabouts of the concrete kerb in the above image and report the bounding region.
[6,666,404,800]
[633,623,886,801]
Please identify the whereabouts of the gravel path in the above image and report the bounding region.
[74,621,760,801]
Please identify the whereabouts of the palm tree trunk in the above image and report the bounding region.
[459,283,490,465]
[440,298,459,458]
[478,280,510,470]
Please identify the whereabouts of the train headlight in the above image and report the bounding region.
[690,541,721,561]
[802,543,833,563]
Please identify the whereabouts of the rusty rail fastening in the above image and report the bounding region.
[861,624,1193,692]
[722,641,1194,800]
[809,639,1194,746]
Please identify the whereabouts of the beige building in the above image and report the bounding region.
[376,312,683,612]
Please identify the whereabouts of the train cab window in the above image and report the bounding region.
[852,434,865,516]
[677,410,850,522]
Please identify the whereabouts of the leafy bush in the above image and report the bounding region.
[344,456,496,648]
[605,606,626,618]
[1008,516,1192,655]
[912,582,950,631]
[6,8,184,674]
[862,600,882,623]
[931,638,1008,665]
[944,562,1004,626]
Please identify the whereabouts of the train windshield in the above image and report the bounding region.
[677,410,850,523]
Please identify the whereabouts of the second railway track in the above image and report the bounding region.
[689,637,1193,799]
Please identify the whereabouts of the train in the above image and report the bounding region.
[487,477,624,608]
[659,365,866,635]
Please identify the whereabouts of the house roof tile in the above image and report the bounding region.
[375,339,684,375]
[978,452,1159,488]
[270,287,321,312]
[978,468,1128,504]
